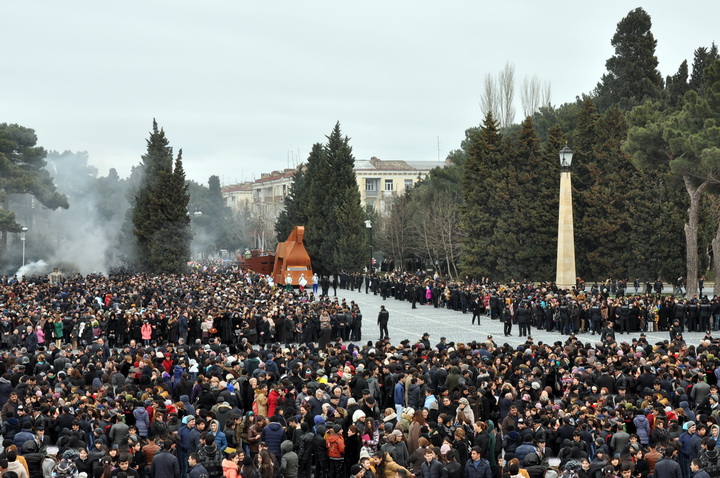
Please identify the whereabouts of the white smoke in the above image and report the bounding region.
[15,259,50,278]
[38,151,129,275]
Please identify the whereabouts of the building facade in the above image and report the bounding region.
[355,157,447,214]
[221,158,447,249]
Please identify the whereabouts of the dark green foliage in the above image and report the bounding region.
[625,60,720,291]
[666,60,690,107]
[278,123,369,275]
[595,7,664,111]
[689,43,719,92]
[131,120,191,274]
[275,167,308,242]
[461,113,504,277]
[0,123,68,260]
[532,102,581,144]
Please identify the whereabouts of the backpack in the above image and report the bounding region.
[252,399,259,416]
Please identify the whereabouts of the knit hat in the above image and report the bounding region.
[352,410,366,423]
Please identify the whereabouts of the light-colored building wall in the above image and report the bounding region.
[355,157,447,214]
[222,182,253,212]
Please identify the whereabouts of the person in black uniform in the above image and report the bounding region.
[502,305,513,337]
[377,305,389,340]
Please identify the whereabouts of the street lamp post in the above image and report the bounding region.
[364,220,373,272]
[193,212,203,260]
[556,146,576,289]
[20,227,28,267]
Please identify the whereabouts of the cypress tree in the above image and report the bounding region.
[488,136,522,280]
[689,43,719,92]
[666,60,690,107]
[284,123,369,276]
[131,120,191,274]
[461,113,503,278]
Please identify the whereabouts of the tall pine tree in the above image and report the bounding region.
[280,124,368,276]
[131,120,191,274]
[595,7,664,111]
[461,113,504,278]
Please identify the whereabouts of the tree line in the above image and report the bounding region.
[378,7,720,294]
[0,120,240,275]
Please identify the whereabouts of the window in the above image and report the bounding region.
[365,178,379,191]
[405,179,413,190]
[384,179,394,191]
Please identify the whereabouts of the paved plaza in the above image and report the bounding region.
[334,288,711,347]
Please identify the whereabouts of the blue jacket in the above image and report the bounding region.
[679,431,696,458]
[214,429,228,452]
[13,430,35,449]
[150,450,181,478]
[515,443,537,464]
[633,415,651,445]
[464,458,492,478]
[394,382,405,407]
[178,424,193,452]
[188,463,209,478]
[261,421,286,459]
[134,406,150,437]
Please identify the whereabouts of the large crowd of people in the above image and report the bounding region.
[0,264,717,478]
[336,271,718,336]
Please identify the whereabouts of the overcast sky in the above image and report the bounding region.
[1,2,717,185]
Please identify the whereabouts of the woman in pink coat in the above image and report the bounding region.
[141,320,153,346]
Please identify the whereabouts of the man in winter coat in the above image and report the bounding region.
[464,447,492,478]
[261,416,287,460]
[281,439,299,478]
[150,440,181,478]
[691,459,712,478]
[326,424,345,478]
[197,433,223,477]
[420,448,444,478]
[654,444,682,478]
[187,453,209,478]
[298,423,315,478]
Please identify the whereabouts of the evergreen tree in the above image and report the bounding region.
[321,123,367,274]
[131,120,191,274]
[487,136,522,280]
[461,113,503,278]
[666,60,690,107]
[0,123,68,258]
[282,124,368,276]
[521,120,562,280]
[625,60,720,296]
[275,166,308,242]
[595,7,664,110]
[304,142,332,274]
[689,43,719,92]
[333,187,370,272]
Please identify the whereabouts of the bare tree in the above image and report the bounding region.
[429,191,463,279]
[521,75,542,118]
[542,80,552,108]
[479,73,500,121]
[410,191,463,279]
[498,62,516,128]
[377,195,415,272]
